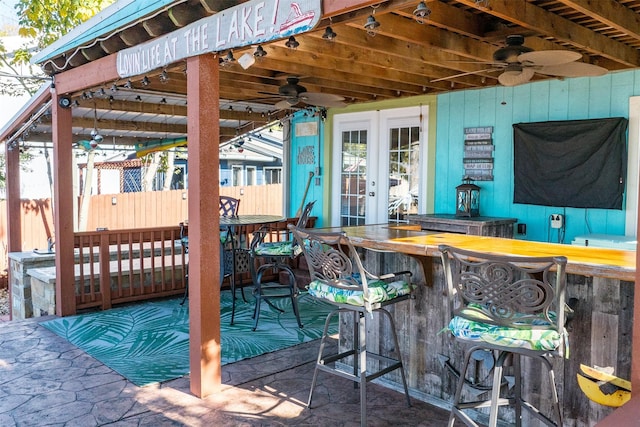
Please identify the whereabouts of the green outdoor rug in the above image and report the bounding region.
[40,290,337,386]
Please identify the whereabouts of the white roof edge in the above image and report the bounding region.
[0,83,51,138]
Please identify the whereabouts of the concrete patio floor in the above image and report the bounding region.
[0,315,451,426]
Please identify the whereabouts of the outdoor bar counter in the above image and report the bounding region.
[320,224,635,426]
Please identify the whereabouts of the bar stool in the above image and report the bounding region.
[439,245,568,427]
[249,201,315,331]
[291,226,414,427]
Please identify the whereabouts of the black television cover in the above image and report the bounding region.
[513,117,628,209]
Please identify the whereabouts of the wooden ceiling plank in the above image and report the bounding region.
[142,13,177,37]
[41,116,187,134]
[394,0,487,40]
[199,0,244,14]
[303,26,492,86]
[320,0,417,23]
[168,1,209,27]
[257,44,435,94]
[554,0,640,42]
[453,0,640,67]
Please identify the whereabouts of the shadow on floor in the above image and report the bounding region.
[0,315,450,426]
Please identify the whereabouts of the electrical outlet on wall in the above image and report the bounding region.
[550,214,564,229]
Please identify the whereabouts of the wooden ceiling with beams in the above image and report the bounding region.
[9,0,640,146]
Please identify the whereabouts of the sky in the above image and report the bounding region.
[0,0,17,27]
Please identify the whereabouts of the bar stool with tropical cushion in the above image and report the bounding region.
[290,226,414,427]
[248,200,315,331]
[439,245,568,427]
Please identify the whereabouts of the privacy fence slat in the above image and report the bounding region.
[0,185,283,287]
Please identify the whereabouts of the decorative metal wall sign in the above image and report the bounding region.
[116,0,322,78]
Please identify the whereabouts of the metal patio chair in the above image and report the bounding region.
[248,200,316,331]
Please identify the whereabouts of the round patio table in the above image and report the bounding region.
[219,214,284,228]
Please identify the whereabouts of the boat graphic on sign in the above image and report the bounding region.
[280,2,316,35]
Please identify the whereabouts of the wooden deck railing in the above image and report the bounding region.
[69,217,315,312]
[73,226,186,311]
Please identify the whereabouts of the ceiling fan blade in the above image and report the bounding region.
[498,67,535,86]
[275,99,298,109]
[518,50,581,66]
[299,92,346,107]
[431,68,500,83]
[537,62,608,77]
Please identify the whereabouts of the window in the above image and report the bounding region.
[264,167,282,184]
[246,166,256,186]
[232,165,243,186]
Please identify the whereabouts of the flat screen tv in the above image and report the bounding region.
[513,117,628,209]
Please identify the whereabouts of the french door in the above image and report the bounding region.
[331,106,427,226]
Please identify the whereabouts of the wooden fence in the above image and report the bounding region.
[0,185,283,287]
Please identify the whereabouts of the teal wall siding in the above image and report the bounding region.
[435,70,640,243]
[288,113,324,222]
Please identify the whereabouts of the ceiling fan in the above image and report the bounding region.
[266,77,347,109]
[434,35,608,87]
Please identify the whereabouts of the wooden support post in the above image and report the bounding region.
[52,91,77,316]
[187,53,221,398]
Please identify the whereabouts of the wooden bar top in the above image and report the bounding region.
[321,224,636,281]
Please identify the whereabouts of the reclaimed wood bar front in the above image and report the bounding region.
[321,224,635,426]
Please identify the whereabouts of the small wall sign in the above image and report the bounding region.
[295,121,318,136]
[463,126,494,181]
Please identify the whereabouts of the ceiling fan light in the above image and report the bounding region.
[498,67,535,86]
[413,2,431,24]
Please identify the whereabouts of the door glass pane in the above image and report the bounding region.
[388,126,420,223]
[340,129,367,226]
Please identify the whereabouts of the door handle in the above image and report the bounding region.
[369,191,375,196]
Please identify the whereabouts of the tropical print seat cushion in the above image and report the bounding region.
[180,231,232,247]
[307,276,412,307]
[254,241,295,257]
[448,306,563,352]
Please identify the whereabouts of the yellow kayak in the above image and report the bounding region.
[577,364,631,407]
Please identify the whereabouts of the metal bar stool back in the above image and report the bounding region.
[439,245,568,427]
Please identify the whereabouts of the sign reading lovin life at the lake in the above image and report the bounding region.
[116,0,322,78]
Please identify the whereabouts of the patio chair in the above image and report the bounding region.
[219,195,240,217]
[179,196,243,314]
[290,226,413,427]
[439,245,568,427]
[248,200,315,331]
[178,222,235,310]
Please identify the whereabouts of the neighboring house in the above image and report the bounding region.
[219,127,284,187]
[75,126,283,195]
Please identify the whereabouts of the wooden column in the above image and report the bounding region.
[187,53,221,398]
[5,130,21,320]
[5,137,21,252]
[51,92,76,316]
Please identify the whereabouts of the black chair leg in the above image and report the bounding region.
[180,267,188,305]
